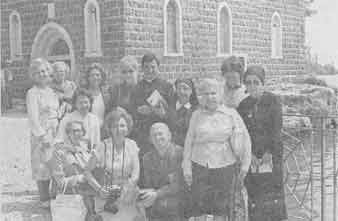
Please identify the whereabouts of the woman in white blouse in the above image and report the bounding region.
[82,63,108,128]
[182,78,251,221]
[56,88,100,150]
[26,58,60,208]
[88,107,143,221]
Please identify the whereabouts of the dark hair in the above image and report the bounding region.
[174,78,199,107]
[141,52,160,67]
[72,88,94,111]
[104,107,134,137]
[221,56,244,77]
[244,65,266,84]
[83,63,107,88]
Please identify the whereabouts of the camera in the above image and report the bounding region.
[103,185,122,214]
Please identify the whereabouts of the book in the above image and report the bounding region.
[146,90,164,107]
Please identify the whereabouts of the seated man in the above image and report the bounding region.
[139,122,186,221]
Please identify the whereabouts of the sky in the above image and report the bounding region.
[306,0,338,67]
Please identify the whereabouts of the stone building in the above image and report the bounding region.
[1,0,312,101]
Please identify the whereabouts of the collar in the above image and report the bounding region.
[176,101,191,110]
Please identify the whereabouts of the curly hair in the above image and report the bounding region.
[65,120,86,137]
[220,56,244,77]
[29,58,51,79]
[104,107,134,137]
[83,63,107,88]
[72,88,94,111]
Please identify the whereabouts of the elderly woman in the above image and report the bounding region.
[107,56,139,114]
[168,78,198,147]
[47,120,103,221]
[88,107,143,221]
[82,63,109,127]
[56,88,101,150]
[182,78,251,221]
[221,56,249,108]
[140,122,185,221]
[26,58,60,208]
[237,66,287,221]
[51,61,77,121]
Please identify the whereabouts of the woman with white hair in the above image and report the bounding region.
[140,122,185,221]
[182,78,251,221]
[26,58,60,208]
[51,61,77,120]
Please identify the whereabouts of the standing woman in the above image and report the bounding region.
[221,56,249,108]
[107,56,139,114]
[169,78,198,147]
[82,63,109,128]
[26,58,60,207]
[182,78,251,221]
[238,65,287,221]
[51,61,77,121]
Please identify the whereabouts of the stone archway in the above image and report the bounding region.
[31,22,76,77]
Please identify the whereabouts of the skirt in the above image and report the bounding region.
[191,162,236,217]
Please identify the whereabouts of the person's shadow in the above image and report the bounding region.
[1,191,52,221]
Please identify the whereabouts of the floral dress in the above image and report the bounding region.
[26,86,60,180]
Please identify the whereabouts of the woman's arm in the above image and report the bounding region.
[129,142,140,184]
[26,89,45,137]
[47,150,84,190]
[55,115,68,144]
[230,110,252,173]
[182,110,198,173]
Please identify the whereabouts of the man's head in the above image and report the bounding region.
[141,52,160,81]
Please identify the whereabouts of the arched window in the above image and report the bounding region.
[217,2,232,56]
[84,0,102,57]
[164,0,183,56]
[271,12,283,58]
[9,11,22,60]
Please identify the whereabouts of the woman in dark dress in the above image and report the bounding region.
[237,65,287,221]
[169,78,198,147]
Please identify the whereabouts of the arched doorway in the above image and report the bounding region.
[31,22,75,78]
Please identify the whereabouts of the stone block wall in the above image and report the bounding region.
[1,0,307,99]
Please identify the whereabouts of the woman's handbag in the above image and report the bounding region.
[50,179,88,221]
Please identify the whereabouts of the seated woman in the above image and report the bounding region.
[237,66,287,221]
[56,88,101,150]
[47,120,102,221]
[182,78,251,221]
[139,122,185,221]
[88,107,145,221]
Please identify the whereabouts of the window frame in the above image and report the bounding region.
[84,0,103,58]
[9,10,23,60]
[216,2,233,57]
[271,11,283,59]
[163,0,184,57]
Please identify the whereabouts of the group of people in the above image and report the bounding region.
[26,52,287,221]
